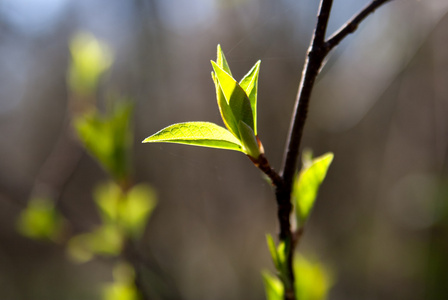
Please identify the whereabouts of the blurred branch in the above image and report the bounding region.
[275,1,393,299]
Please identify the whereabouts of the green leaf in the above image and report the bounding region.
[67,224,123,263]
[142,122,244,152]
[211,61,254,131]
[216,44,232,76]
[239,60,260,135]
[94,181,122,223]
[120,184,157,239]
[266,234,280,270]
[294,255,333,300]
[94,181,157,239]
[68,32,113,96]
[212,72,240,139]
[103,262,139,300]
[293,152,334,226]
[16,197,64,241]
[67,224,124,262]
[238,120,261,159]
[262,271,284,300]
[74,100,133,181]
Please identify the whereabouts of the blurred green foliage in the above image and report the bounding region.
[95,182,156,239]
[68,32,113,96]
[102,262,140,300]
[16,197,65,241]
[74,101,134,182]
[294,255,332,300]
[263,254,332,300]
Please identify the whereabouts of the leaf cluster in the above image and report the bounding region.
[143,45,263,160]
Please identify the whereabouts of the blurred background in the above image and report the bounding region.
[0,0,448,299]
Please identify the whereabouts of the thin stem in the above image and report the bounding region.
[276,3,334,299]
[326,0,393,52]
[272,1,394,299]
[281,0,333,192]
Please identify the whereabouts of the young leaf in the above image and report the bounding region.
[266,234,280,270]
[262,271,284,300]
[212,72,240,139]
[216,44,232,76]
[239,60,261,135]
[120,184,157,239]
[293,152,334,226]
[142,122,244,152]
[211,61,254,131]
[294,255,333,300]
[16,197,64,241]
[68,32,113,96]
[74,101,133,181]
[67,224,123,263]
[238,120,261,159]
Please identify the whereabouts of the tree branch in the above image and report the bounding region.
[273,1,393,299]
[281,0,333,192]
[326,0,393,51]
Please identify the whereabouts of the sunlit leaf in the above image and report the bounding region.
[239,60,260,135]
[211,61,254,131]
[68,32,113,96]
[266,234,280,270]
[212,72,240,139]
[238,121,261,159]
[293,152,334,226]
[142,122,244,152]
[216,44,232,76]
[294,255,333,300]
[262,271,284,300]
[266,234,291,289]
[16,197,63,241]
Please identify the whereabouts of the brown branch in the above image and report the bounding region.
[326,0,393,51]
[273,1,393,299]
[326,0,392,50]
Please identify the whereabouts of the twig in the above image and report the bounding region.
[326,0,393,52]
[271,1,394,299]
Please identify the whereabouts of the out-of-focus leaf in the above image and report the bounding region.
[103,282,139,300]
[16,197,63,241]
[74,101,133,181]
[294,255,333,300]
[94,181,157,239]
[103,262,139,300]
[211,61,254,131]
[238,120,261,159]
[120,184,156,239]
[67,224,123,263]
[266,234,280,270]
[262,271,284,300]
[68,32,113,96]
[212,72,240,139]
[266,234,291,289]
[293,152,334,226]
[142,122,244,152]
[216,44,232,76]
[239,61,260,135]
[94,181,122,223]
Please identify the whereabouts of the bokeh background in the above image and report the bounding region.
[1,0,448,299]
